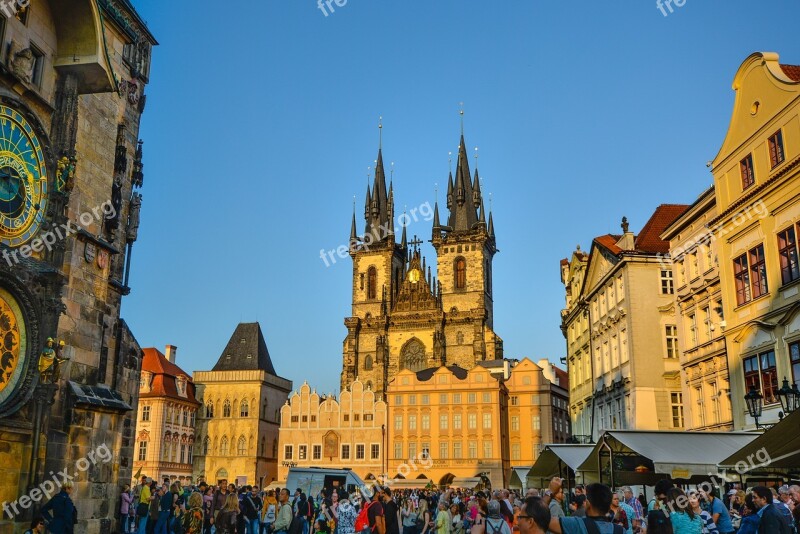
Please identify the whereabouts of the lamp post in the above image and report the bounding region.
[777,377,800,416]
[744,385,770,430]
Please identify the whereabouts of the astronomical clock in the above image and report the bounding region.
[0,103,49,417]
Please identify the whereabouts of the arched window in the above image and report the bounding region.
[220,436,229,456]
[261,437,266,456]
[364,355,373,371]
[262,398,267,418]
[223,400,231,417]
[240,400,249,418]
[203,436,210,455]
[455,258,466,289]
[400,338,427,372]
[367,267,377,299]
[237,436,247,456]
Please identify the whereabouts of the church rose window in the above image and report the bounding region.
[401,339,427,372]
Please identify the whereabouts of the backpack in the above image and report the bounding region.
[486,518,505,534]
[645,510,672,534]
[355,501,380,533]
[580,518,623,534]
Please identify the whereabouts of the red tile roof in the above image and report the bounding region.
[140,348,200,404]
[781,64,800,81]
[634,204,690,254]
[594,234,623,255]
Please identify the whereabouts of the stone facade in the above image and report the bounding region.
[133,346,200,485]
[277,380,387,483]
[0,2,155,534]
[193,323,292,488]
[342,133,501,398]
[661,187,733,431]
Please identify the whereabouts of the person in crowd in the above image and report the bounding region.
[211,483,230,532]
[154,484,173,534]
[609,493,631,534]
[40,481,76,534]
[201,485,214,534]
[770,487,797,532]
[263,490,278,534]
[336,496,357,534]
[138,478,153,534]
[274,489,294,534]
[665,488,702,534]
[515,497,550,534]
[698,489,732,534]
[367,489,386,534]
[182,492,204,534]
[418,498,432,534]
[241,486,263,534]
[434,502,449,534]
[483,501,511,534]
[547,482,623,534]
[121,484,135,534]
[622,488,643,525]
[24,517,46,534]
[546,488,565,525]
[450,504,464,534]
[568,495,586,518]
[147,484,162,534]
[314,519,331,534]
[400,498,417,534]
[737,494,760,534]
[728,490,745,518]
[329,491,340,534]
[687,491,718,534]
[216,494,241,534]
[382,488,400,534]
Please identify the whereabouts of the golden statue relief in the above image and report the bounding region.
[38,337,68,384]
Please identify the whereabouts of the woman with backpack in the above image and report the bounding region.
[483,502,511,534]
[181,493,204,534]
[216,494,241,534]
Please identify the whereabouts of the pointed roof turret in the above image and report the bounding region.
[212,322,277,375]
[447,134,479,232]
[350,209,358,241]
[488,211,495,238]
[473,168,482,208]
[400,216,408,249]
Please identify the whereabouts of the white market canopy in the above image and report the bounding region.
[387,478,434,489]
[509,467,532,489]
[578,430,759,481]
[528,445,595,480]
[719,407,800,469]
[450,477,482,488]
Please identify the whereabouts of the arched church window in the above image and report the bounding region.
[238,436,247,456]
[367,267,377,299]
[455,258,466,289]
[223,400,231,418]
[206,402,214,418]
[240,400,249,417]
[400,339,427,372]
[203,436,210,455]
[220,436,229,455]
[364,355,373,371]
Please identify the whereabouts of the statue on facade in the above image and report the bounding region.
[38,338,69,384]
[9,44,33,83]
[127,192,142,243]
[56,156,76,192]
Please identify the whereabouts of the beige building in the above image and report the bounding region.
[710,52,800,429]
[134,346,200,485]
[193,323,292,487]
[277,380,387,482]
[661,187,734,431]
[561,207,689,441]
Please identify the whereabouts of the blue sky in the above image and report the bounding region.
[124,0,800,395]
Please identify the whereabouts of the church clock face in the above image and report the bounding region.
[0,105,47,247]
[0,288,26,407]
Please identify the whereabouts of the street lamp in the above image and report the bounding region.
[744,385,765,429]
[791,382,800,413]
[778,377,795,416]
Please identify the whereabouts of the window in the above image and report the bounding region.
[744,351,779,404]
[702,307,713,341]
[468,441,477,459]
[206,403,214,418]
[371,444,380,459]
[532,415,541,431]
[220,437,229,456]
[734,245,768,305]
[364,355,373,371]
[453,413,462,430]
[740,154,755,189]
[455,258,466,289]
[421,414,430,430]
[769,130,785,168]
[440,394,447,404]
[313,445,321,460]
[137,441,147,461]
[750,245,768,298]
[482,413,492,429]
[394,442,402,459]
[510,396,518,406]
[421,394,429,405]
[141,405,150,421]
[343,414,349,422]
[240,400,249,418]
[394,415,403,431]
[694,386,705,428]
[734,253,751,305]
[182,409,188,426]
[421,443,430,459]
[440,414,448,430]
[482,392,491,403]
[467,413,477,430]
[395,395,403,406]
[511,416,519,431]
[356,444,366,460]
[203,437,210,455]
[291,415,299,423]
[223,400,232,417]
[298,445,307,460]
[665,325,678,358]
[483,441,492,458]
[354,414,360,422]
[453,393,461,404]
[453,442,462,459]
[688,314,697,346]
[367,267,377,299]
[284,445,293,460]
[791,341,800,384]
[29,44,44,88]
[661,270,674,294]
[778,226,800,285]
[511,443,521,461]
[408,415,417,431]
[190,411,196,427]
[439,442,448,459]
[341,444,350,460]
[187,446,193,465]
[671,392,684,428]
[237,437,246,456]
[180,444,187,463]
[408,443,417,459]
[468,393,476,403]
[408,395,416,405]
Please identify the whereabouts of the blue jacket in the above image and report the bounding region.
[758,504,793,534]
[40,490,76,534]
[738,514,760,534]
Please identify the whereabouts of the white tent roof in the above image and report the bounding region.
[528,445,595,479]
[450,477,482,488]
[578,430,759,479]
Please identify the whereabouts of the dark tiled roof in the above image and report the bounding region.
[634,204,690,254]
[69,382,132,412]
[212,322,277,374]
[781,64,800,81]
[415,365,468,381]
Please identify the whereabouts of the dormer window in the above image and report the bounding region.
[140,372,151,392]
[176,377,187,397]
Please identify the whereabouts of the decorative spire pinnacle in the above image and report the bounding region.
[350,199,357,241]
[378,116,383,149]
[459,102,464,135]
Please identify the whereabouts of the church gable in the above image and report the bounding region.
[582,241,621,297]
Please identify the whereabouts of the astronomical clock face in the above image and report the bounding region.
[0,105,47,247]
[0,288,26,408]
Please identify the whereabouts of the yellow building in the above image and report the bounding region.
[193,323,292,487]
[277,380,387,482]
[134,346,201,485]
[561,207,690,441]
[710,52,800,429]
[661,187,734,431]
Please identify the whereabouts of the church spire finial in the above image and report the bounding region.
[459,102,464,136]
[378,115,383,150]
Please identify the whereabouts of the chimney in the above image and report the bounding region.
[165,345,177,363]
